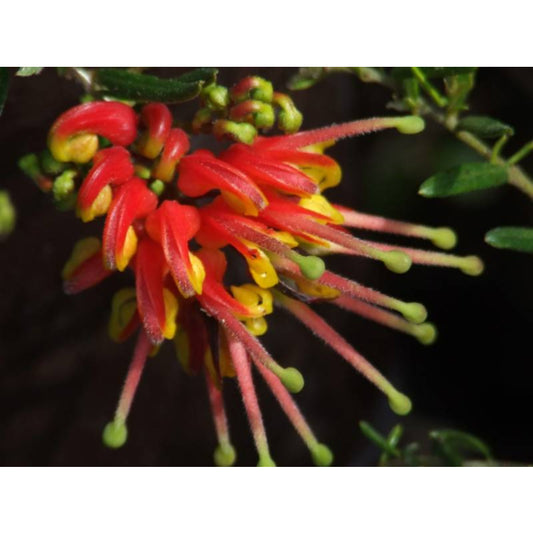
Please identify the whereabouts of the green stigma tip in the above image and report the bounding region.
[311,443,334,466]
[393,116,425,135]
[214,443,237,467]
[257,455,276,467]
[431,227,457,250]
[401,302,427,324]
[460,256,484,276]
[414,322,437,345]
[388,392,412,416]
[102,420,128,449]
[382,250,412,274]
[280,367,305,393]
[295,255,325,280]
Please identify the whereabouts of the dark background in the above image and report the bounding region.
[0,68,531,466]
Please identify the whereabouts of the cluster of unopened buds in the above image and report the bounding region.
[24,76,484,466]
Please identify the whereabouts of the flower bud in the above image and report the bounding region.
[212,119,257,144]
[273,92,303,133]
[202,83,230,111]
[52,169,78,210]
[229,100,275,129]
[230,76,273,104]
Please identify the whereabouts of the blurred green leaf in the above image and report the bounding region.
[392,67,477,80]
[445,72,476,113]
[0,68,9,116]
[419,162,508,197]
[458,115,514,139]
[16,67,44,77]
[95,68,218,103]
[430,430,493,465]
[0,190,16,237]
[287,68,326,90]
[485,226,533,253]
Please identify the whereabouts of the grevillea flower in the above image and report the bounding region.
[41,84,484,466]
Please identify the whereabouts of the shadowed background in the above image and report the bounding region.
[0,67,532,466]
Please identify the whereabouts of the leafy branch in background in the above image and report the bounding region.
[288,67,533,254]
[359,421,496,466]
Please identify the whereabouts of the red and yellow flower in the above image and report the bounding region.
[42,82,483,466]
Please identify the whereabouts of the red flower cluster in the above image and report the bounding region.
[46,95,483,466]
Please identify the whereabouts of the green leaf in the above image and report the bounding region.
[458,115,514,139]
[359,421,400,457]
[287,67,326,91]
[95,68,218,103]
[16,67,44,77]
[485,226,533,253]
[430,430,493,465]
[419,162,508,197]
[445,72,476,113]
[392,67,477,80]
[0,68,9,116]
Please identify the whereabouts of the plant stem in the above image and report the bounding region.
[354,69,533,202]
[409,86,533,201]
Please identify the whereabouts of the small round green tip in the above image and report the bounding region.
[460,256,484,276]
[295,255,325,280]
[311,443,334,466]
[280,367,305,393]
[401,302,428,324]
[102,420,128,449]
[414,322,438,345]
[214,443,237,467]
[382,250,412,274]
[394,116,425,135]
[388,392,412,416]
[257,455,276,467]
[431,227,457,250]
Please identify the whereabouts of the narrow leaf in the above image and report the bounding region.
[359,421,400,456]
[0,68,9,116]
[16,67,44,77]
[458,115,514,139]
[95,68,217,103]
[485,226,533,253]
[419,162,508,197]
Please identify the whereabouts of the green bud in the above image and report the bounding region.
[413,323,437,345]
[460,256,484,276]
[214,443,237,466]
[257,454,276,467]
[382,250,412,274]
[273,92,303,133]
[202,84,230,111]
[392,116,425,135]
[280,367,305,393]
[431,227,457,250]
[53,169,77,202]
[102,420,128,449]
[292,254,325,280]
[18,153,41,179]
[400,302,427,324]
[0,190,16,237]
[192,108,213,133]
[388,392,412,416]
[40,149,66,175]
[212,120,257,145]
[311,443,334,466]
[150,179,165,196]
[231,76,273,104]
